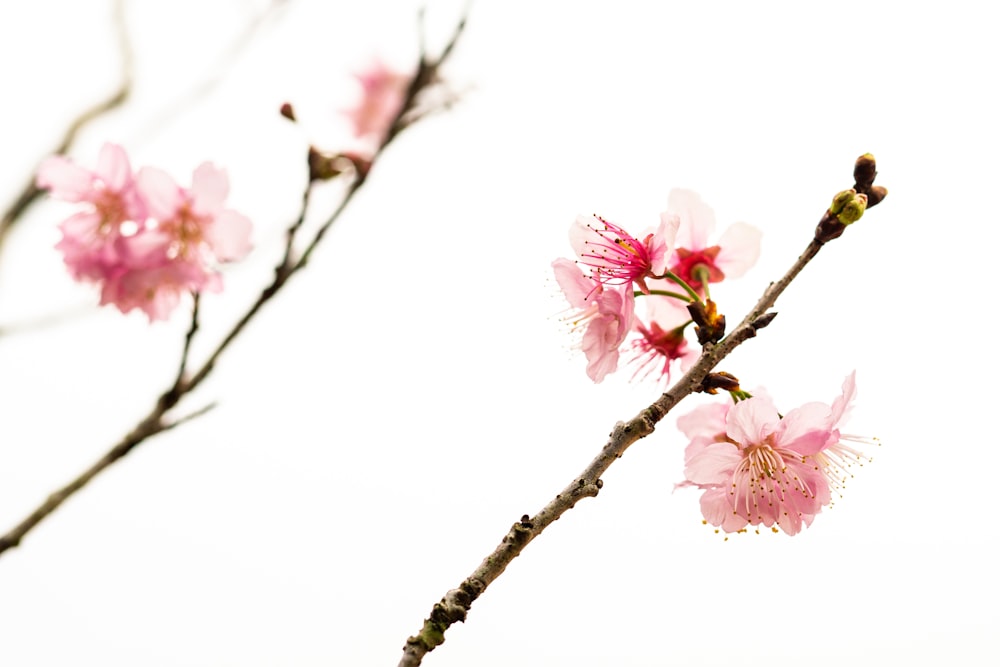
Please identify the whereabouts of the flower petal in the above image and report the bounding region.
[667,188,716,250]
[36,156,93,200]
[95,143,133,191]
[714,222,762,279]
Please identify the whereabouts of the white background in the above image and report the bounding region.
[1,1,997,665]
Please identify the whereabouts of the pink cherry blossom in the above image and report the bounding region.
[37,143,146,282]
[569,213,679,294]
[629,297,698,383]
[343,59,410,143]
[665,189,761,293]
[552,258,635,383]
[678,372,871,535]
[37,145,252,322]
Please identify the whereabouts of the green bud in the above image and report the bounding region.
[830,189,857,215]
[836,192,868,225]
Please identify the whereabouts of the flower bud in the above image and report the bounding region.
[853,153,877,190]
[279,102,297,122]
[866,185,888,208]
[830,189,857,215]
[687,298,726,345]
[836,192,868,225]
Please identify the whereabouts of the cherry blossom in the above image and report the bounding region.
[665,189,761,293]
[552,258,635,383]
[37,145,252,321]
[677,372,870,535]
[343,59,410,144]
[629,297,697,383]
[569,213,678,294]
[37,143,146,283]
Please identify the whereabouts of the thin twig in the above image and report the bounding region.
[174,292,201,386]
[0,8,469,559]
[397,239,825,666]
[0,0,133,252]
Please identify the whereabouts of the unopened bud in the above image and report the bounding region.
[308,146,342,181]
[687,298,726,345]
[853,153,877,190]
[836,192,868,225]
[280,102,297,122]
[699,371,741,395]
[830,189,857,215]
[866,185,888,208]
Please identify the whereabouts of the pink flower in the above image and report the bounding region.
[552,258,635,383]
[665,189,761,293]
[37,143,146,282]
[343,59,410,143]
[37,145,252,321]
[569,213,679,294]
[629,297,698,383]
[678,372,870,535]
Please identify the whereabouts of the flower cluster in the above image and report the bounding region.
[36,143,252,321]
[677,372,873,535]
[553,189,761,383]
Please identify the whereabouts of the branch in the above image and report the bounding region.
[0,0,133,251]
[0,8,469,560]
[398,239,824,666]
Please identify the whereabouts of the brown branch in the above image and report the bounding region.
[0,0,133,251]
[398,239,825,666]
[0,8,468,560]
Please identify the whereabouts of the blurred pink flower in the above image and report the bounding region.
[665,189,761,293]
[569,213,678,294]
[552,258,635,383]
[343,59,410,143]
[678,372,869,535]
[37,143,146,282]
[37,144,252,321]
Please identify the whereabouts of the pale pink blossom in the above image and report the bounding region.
[37,143,146,282]
[37,145,252,322]
[569,213,679,294]
[629,297,698,383]
[678,372,870,535]
[552,258,635,383]
[343,59,410,143]
[665,189,761,293]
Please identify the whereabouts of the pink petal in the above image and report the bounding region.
[36,156,93,199]
[648,212,679,275]
[136,167,182,220]
[552,258,598,309]
[676,403,730,441]
[776,401,833,455]
[667,188,716,250]
[208,210,253,262]
[581,312,621,382]
[95,143,133,191]
[725,396,779,446]
[714,222,762,279]
[190,162,229,216]
[684,441,741,485]
[568,215,604,264]
[830,370,857,426]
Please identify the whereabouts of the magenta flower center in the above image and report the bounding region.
[670,246,724,290]
[578,216,652,286]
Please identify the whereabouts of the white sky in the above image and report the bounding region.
[1,1,997,665]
